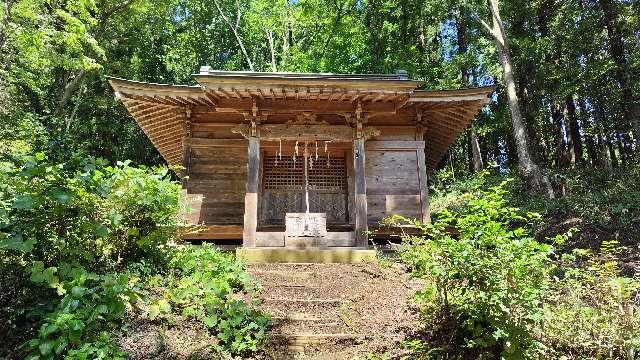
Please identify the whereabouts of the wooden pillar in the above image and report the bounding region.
[180,109,193,181]
[180,138,192,180]
[416,147,431,223]
[416,118,430,223]
[243,136,260,247]
[353,137,368,247]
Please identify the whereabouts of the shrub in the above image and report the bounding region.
[148,245,270,355]
[1,153,183,270]
[393,180,553,358]
[541,241,640,359]
[25,265,140,359]
[0,153,183,356]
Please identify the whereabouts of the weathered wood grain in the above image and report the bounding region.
[353,138,367,247]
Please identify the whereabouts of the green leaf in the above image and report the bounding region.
[0,234,35,252]
[13,195,35,209]
[71,286,86,298]
[50,188,72,203]
[158,299,171,313]
[41,323,59,337]
[95,223,108,237]
[149,304,160,320]
[203,315,218,328]
[39,340,54,355]
[108,210,123,226]
[70,319,84,331]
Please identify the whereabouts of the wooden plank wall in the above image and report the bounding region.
[181,125,427,229]
[365,126,424,224]
[182,125,248,225]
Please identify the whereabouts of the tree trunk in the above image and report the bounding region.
[599,0,638,146]
[55,69,87,116]
[565,95,583,165]
[456,5,483,172]
[469,123,484,172]
[213,0,255,71]
[593,97,614,167]
[608,134,619,167]
[616,132,627,164]
[484,0,554,198]
[266,29,277,72]
[552,104,568,168]
[578,96,599,166]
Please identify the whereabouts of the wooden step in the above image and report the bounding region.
[270,317,350,335]
[261,299,346,318]
[253,284,354,301]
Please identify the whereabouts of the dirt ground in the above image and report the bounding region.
[117,260,424,359]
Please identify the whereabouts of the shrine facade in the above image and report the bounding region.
[109,68,493,249]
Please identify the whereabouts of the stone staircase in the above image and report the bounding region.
[247,263,422,359]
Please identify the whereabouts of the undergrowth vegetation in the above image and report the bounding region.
[391,167,640,359]
[143,245,270,355]
[0,154,269,358]
[432,163,640,256]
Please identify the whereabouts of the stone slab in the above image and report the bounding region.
[236,248,376,264]
[285,213,327,237]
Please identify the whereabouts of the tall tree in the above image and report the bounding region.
[455,4,484,172]
[482,0,554,197]
[598,0,638,146]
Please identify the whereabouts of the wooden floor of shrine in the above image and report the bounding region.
[182,224,412,251]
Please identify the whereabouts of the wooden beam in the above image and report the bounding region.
[190,138,249,148]
[122,95,183,108]
[416,148,431,223]
[232,88,243,99]
[243,137,260,248]
[408,94,490,103]
[353,137,367,247]
[365,140,425,151]
[217,88,233,99]
[180,124,192,179]
[195,98,398,114]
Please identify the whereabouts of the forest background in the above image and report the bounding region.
[1,0,638,176]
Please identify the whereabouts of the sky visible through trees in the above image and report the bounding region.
[0,0,638,180]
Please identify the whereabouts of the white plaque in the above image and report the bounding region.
[285,213,327,237]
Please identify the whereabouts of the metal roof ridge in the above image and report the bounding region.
[195,67,415,81]
[106,76,201,89]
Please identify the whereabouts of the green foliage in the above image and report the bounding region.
[410,171,640,358]
[0,153,183,357]
[542,241,640,359]
[148,245,270,355]
[513,163,640,228]
[393,179,553,358]
[24,267,140,359]
[1,153,183,269]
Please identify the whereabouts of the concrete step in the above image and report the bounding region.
[270,333,366,354]
[237,248,376,264]
[272,333,364,344]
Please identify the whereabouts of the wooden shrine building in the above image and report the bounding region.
[108,68,493,254]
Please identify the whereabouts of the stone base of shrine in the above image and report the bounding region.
[236,248,376,264]
[255,231,355,247]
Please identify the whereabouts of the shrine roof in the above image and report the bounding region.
[107,70,494,171]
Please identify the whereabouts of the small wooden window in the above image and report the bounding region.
[308,157,346,190]
[263,155,346,191]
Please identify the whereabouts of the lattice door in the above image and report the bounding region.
[261,154,348,226]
